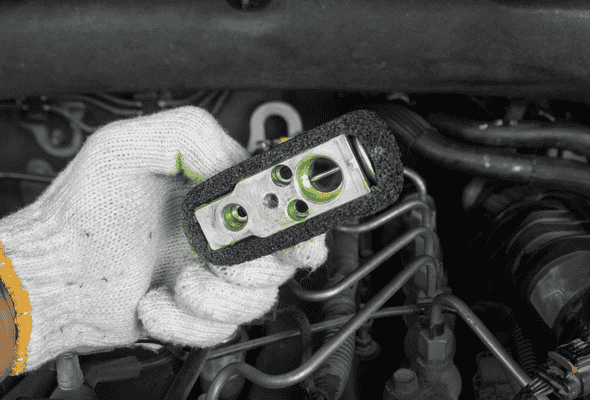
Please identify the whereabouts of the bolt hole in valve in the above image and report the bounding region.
[310,157,343,193]
[297,156,343,204]
[271,165,293,186]
[223,204,248,231]
[295,200,309,214]
[288,199,310,221]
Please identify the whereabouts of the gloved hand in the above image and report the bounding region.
[0,106,328,374]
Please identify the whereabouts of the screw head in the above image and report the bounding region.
[263,193,279,209]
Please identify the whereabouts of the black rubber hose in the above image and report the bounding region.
[471,301,538,377]
[365,103,590,195]
[277,307,313,364]
[306,227,360,400]
[428,113,590,157]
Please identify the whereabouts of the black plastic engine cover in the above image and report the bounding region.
[2,0,590,99]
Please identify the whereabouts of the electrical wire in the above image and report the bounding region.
[42,104,98,133]
[163,348,210,400]
[471,301,538,377]
[197,91,221,110]
[277,307,313,363]
[140,349,176,370]
[51,94,142,117]
[210,91,232,117]
[92,92,143,108]
[0,102,23,109]
[432,294,533,388]
[158,91,209,108]
[0,172,53,183]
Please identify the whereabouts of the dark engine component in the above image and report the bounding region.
[513,337,590,399]
[9,90,590,400]
[473,188,590,345]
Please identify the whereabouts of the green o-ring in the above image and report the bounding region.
[222,204,248,231]
[287,199,310,221]
[296,156,343,204]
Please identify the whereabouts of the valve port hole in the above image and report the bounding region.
[310,157,342,193]
[295,200,308,214]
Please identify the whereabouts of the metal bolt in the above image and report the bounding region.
[355,319,380,360]
[392,368,419,396]
[263,193,279,209]
[50,128,66,147]
[417,325,454,361]
[56,353,84,391]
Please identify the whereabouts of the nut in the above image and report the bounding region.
[417,325,454,361]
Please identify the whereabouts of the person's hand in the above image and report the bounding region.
[0,106,328,374]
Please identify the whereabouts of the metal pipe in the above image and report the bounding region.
[428,302,444,339]
[207,305,425,360]
[336,200,439,298]
[336,199,430,234]
[205,255,437,400]
[289,226,438,302]
[430,294,532,388]
[403,167,427,202]
[402,167,432,230]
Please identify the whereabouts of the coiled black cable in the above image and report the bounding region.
[512,387,536,400]
[471,301,538,377]
[512,322,538,377]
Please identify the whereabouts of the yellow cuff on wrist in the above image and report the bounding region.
[0,241,32,375]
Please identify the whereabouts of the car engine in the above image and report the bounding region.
[3,1,590,399]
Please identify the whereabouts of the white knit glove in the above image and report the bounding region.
[0,106,328,373]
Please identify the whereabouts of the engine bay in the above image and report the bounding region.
[2,89,590,400]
